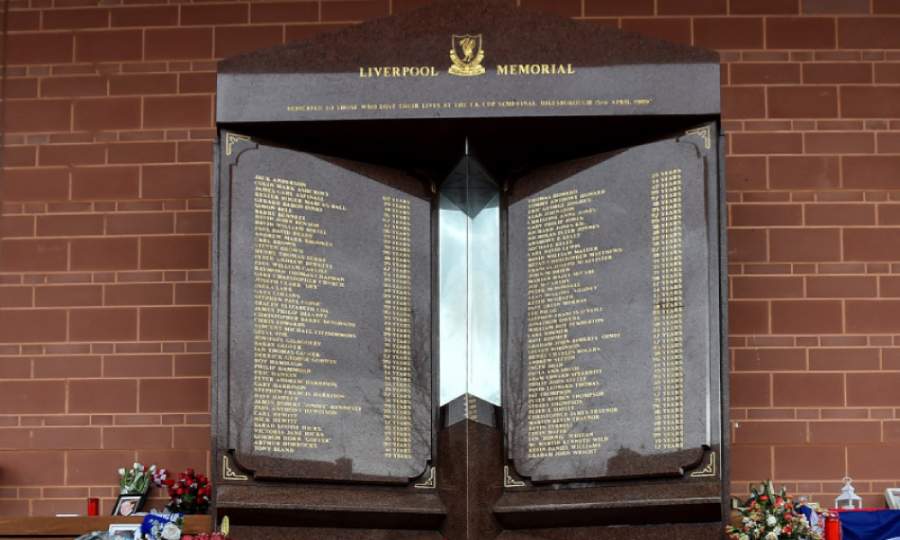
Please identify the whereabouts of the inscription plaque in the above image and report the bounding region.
[225,141,432,481]
[506,134,716,482]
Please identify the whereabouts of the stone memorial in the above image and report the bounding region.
[212,1,727,538]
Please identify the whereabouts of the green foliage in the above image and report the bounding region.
[726,481,822,540]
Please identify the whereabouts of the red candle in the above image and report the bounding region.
[87,498,99,516]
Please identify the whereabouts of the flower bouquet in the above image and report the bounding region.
[118,462,156,495]
[164,468,212,515]
[726,481,822,540]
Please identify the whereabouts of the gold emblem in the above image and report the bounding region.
[449,34,486,77]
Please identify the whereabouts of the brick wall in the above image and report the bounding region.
[1,0,898,516]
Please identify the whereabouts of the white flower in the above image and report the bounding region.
[766,514,777,526]
[133,462,142,470]
[765,532,777,540]
[118,468,126,476]
[161,522,181,540]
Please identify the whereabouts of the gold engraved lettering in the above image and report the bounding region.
[650,168,686,451]
[251,174,356,455]
[382,196,415,460]
[524,188,620,458]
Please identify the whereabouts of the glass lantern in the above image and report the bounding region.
[835,477,863,509]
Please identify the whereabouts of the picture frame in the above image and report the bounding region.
[887,488,900,510]
[111,493,146,517]
[108,523,142,539]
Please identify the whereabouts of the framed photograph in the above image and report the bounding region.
[111,494,145,517]
[887,488,900,510]
[108,523,142,539]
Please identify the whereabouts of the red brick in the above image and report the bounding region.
[735,421,806,444]
[722,87,766,119]
[0,451,65,486]
[106,213,173,235]
[214,25,284,58]
[839,17,900,48]
[770,156,840,190]
[176,213,212,234]
[658,0,725,13]
[5,99,71,133]
[285,23,351,42]
[40,76,108,98]
[842,87,900,118]
[73,98,141,131]
[139,306,208,341]
[173,283,210,305]
[731,133,802,155]
[731,373,771,406]
[6,33,73,65]
[772,300,843,333]
[142,164,210,199]
[619,18,691,45]
[69,308,137,341]
[0,381,65,413]
[1,168,69,201]
[728,229,768,262]
[69,379,138,413]
[173,426,210,449]
[878,132,900,154]
[806,132,874,154]
[32,356,102,378]
[110,74,177,96]
[729,300,769,334]
[182,3,248,25]
[886,421,900,442]
[139,377,208,412]
[803,63,872,84]
[71,166,140,200]
[0,240,68,272]
[143,96,211,129]
[875,63,900,83]
[322,0,390,20]
[875,0,900,12]
[726,156,767,190]
[4,146,37,167]
[807,276,876,297]
[770,228,841,262]
[70,238,139,270]
[3,78,38,99]
[146,28,213,60]
[104,355,172,377]
[775,373,843,406]
[776,446,845,479]
[251,1,318,22]
[40,143,106,166]
[135,449,208,479]
[110,6,178,27]
[846,300,900,332]
[845,156,900,190]
[34,285,102,307]
[844,228,900,261]
[730,63,800,84]
[104,426,172,449]
[67,450,133,485]
[139,236,208,270]
[179,72,216,94]
[733,204,803,226]
[0,214,34,237]
[731,0,799,13]
[175,353,211,376]
[731,446,772,481]
[105,284,172,306]
[848,446,900,478]
[0,286,32,308]
[36,214,104,237]
[44,8,109,29]
[810,348,880,370]
[694,17,763,49]
[768,86,838,118]
[732,276,803,298]
[806,203,874,226]
[803,0,870,12]
[881,276,900,296]
[767,17,837,48]
[108,142,175,164]
[75,30,142,62]
[734,348,806,371]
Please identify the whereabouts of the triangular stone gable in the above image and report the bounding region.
[219,0,717,75]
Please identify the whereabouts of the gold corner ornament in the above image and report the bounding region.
[414,466,437,489]
[685,126,712,150]
[504,465,525,488]
[690,451,717,478]
[449,34,486,77]
[222,455,248,481]
[225,132,250,156]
